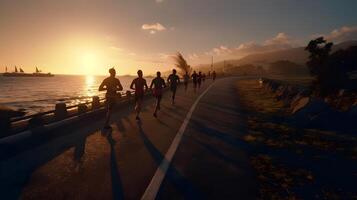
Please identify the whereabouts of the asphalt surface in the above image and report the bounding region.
[0,77,257,200]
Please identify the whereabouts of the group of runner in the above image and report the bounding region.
[99,67,216,129]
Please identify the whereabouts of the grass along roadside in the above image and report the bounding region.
[235,79,357,200]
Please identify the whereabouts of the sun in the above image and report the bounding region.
[80,52,99,75]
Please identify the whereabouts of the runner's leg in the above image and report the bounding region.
[157,95,162,110]
[136,97,143,119]
[171,87,176,105]
[154,95,161,117]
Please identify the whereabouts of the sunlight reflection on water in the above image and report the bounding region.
[0,75,152,115]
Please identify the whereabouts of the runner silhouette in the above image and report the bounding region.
[150,71,166,118]
[130,70,148,121]
[191,71,198,93]
[198,71,202,89]
[183,71,190,92]
[98,68,123,129]
[167,69,180,105]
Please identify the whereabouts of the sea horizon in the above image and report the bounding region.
[0,74,154,115]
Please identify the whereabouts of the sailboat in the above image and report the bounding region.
[33,66,54,77]
[3,66,54,77]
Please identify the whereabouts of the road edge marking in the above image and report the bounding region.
[141,82,215,200]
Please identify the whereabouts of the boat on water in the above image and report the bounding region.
[3,66,54,77]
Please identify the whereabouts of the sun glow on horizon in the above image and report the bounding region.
[0,34,173,76]
[79,51,102,75]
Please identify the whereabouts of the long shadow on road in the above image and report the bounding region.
[189,119,250,150]
[0,116,128,200]
[102,128,125,200]
[136,121,205,200]
[0,121,105,200]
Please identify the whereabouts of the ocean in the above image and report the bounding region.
[0,75,153,115]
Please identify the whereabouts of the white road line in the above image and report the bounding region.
[141,82,215,200]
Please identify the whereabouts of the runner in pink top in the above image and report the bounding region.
[130,70,148,121]
[150,71,166,118]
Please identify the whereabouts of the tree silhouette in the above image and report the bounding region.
[305,37,357,96]
[305,37,334,96]
[173,52,192,75]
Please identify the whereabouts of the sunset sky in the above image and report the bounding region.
[0,0,356,75]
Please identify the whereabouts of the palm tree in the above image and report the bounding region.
[173,52,192,75]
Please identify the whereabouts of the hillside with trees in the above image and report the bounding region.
[197,40,357,75]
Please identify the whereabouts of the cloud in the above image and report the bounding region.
[110,46,123,52]
[212,46,232,55]
[134,58,165,64]
[188,53,199,60]
[187,27,357,65]
[132,52,175,64]
[264,32,290,45]
[142,23,166,34]
[188,32,298,65]
[205,32,295,58]
[236,42,259,50]
[158,53,176,60]
[322,26,357,42]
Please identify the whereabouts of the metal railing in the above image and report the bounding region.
[10,91,134,123]
[2,79,209,138]
[1,90,140,136]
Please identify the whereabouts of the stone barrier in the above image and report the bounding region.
[92,96,100,110]
[260,77,356,132]
[28,113,45,131]
[0,106,26,137]
[78,103,88,114]
[55,103,67,121]
[292,98,330,126]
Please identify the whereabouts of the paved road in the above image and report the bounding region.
[0,77,257,200]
